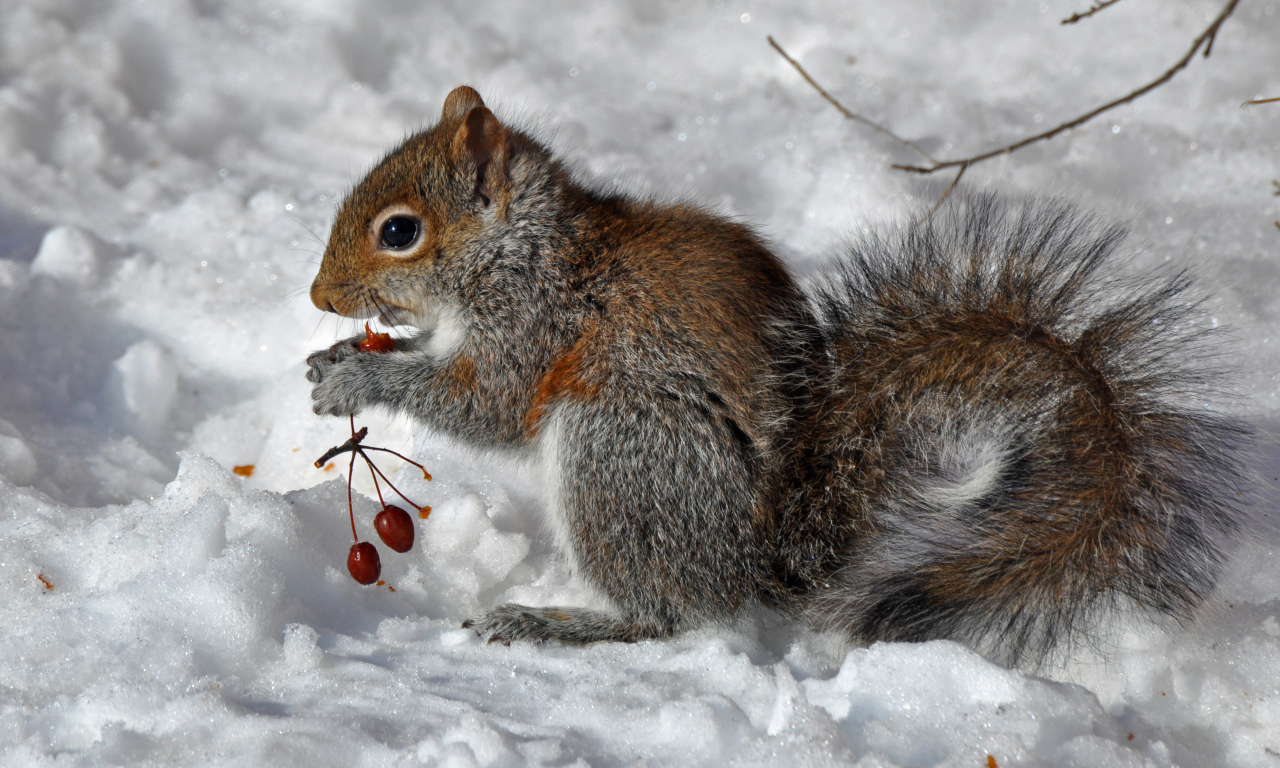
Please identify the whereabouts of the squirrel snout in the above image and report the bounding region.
[310,281,338,314]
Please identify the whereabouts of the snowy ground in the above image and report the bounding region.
[1,0,1278,765]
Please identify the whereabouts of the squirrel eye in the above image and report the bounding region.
[379,216,419,249]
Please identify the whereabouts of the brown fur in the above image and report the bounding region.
[524,319,604,439]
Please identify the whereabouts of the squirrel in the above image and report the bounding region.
[306,86,1251,665]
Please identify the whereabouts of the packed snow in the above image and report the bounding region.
[1,0,1278,765]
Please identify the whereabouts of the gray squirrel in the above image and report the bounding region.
[306,86,1250,665]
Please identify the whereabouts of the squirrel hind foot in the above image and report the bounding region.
[463,604,673,645]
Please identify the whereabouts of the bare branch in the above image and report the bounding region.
[1061,0,1126,25]
[768,36,936,165]
[1244,96,1280,106]
[894,0,1240,175]
[928,163,969,218]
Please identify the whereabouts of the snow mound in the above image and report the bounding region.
[0,0,1278,765]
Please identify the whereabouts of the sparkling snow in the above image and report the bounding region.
[1,1,1278,766]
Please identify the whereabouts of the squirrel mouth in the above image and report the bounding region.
[377,306,408,327]
[373,297,448,332]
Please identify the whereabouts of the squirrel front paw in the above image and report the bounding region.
[306,336,369,416]
[305,336,363,384]
[310,371,363,416]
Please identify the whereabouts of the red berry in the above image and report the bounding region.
[374,504,415,553]
[347,541,381,584]
[358,322,396,353]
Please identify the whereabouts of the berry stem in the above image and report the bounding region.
[360,446,433,481]
[357,448,423,512]
[366,453,386,506]
[347,441,358,542]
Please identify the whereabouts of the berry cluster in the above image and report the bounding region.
[313,326,432,585]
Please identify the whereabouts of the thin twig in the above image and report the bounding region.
[1275,221,1280,233]
[893,0,1241,175]
[1273,180,1280,196]
[768,36,936,165]
[928,163,969,216]
[314,426,369,468]
[1061,0,1126,25]
[1244,96,1280,106]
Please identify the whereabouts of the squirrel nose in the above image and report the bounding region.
[310,283,339,313]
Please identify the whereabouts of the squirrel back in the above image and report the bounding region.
[307,86,1250,665]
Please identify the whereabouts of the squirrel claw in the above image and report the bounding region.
[462,618,512,646]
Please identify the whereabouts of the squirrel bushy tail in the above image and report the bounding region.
[796,194,1251,666]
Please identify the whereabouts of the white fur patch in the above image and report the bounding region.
[914,430,1009,511]
[535,406,581,577]
[405,298,441,333]
[426,302,467,359]
[405,298,468,359]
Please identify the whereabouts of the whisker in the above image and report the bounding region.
[292,219,328,249]
[306,308,330,345]
[282,286,315,302]
[370,294,400,332]
[360,291,378,324]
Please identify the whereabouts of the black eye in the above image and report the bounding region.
[380,216,419,249]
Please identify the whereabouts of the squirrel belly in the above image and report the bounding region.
[306,86,1251,664]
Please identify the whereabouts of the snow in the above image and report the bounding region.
[0,0,1278,765]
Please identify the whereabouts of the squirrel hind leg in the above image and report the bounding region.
[462,604,672,644]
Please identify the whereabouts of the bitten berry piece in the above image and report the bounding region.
[358,322,395,353]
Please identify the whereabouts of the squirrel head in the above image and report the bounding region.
[311,86,516,327]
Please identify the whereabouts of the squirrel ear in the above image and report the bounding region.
[452,105,507,208]
[441,86,484,123]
